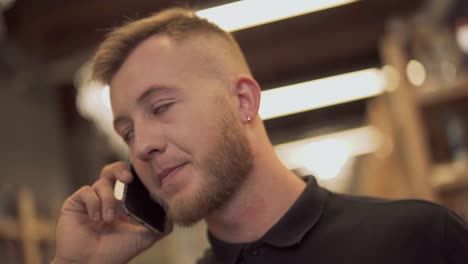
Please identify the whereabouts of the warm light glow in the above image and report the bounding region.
[77,81,111,122]
[259,68,386,120]
[274,126,381,180]
[76,79,128,157]
[406,60,426,87]
[0,0,16,10]
[382,65,400,92]
[301,139,351,180]
[196,0,359,32]
[100,85,111,110]
[456,22,468,53]
[76,81,113,133]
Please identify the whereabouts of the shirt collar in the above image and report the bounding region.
[207,232,244,263]
[207,176,329,261]
[260,176,329,247]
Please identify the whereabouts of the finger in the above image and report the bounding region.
[66,186,101,222]
[93,180,120,222]
[117,169,133,183]
[100,162,133,184]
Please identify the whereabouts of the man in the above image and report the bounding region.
[52,7,468,264]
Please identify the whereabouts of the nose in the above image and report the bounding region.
[133,123,167,161]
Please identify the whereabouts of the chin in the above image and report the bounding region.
[172,176,201,203]
[166,181,206,226]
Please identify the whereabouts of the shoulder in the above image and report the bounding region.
[196,248,215,264]
[310,192,468,261]
[329,192,449,220]
[323,192,453,239]
[442,208,468,262]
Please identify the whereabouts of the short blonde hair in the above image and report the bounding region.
[91,7,245,85]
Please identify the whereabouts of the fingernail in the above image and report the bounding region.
[106,209,115,221]
[123,170,132,180]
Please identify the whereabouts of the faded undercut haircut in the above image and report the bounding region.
[91,7,249,85]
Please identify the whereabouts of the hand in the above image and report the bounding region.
[53,162,168,264]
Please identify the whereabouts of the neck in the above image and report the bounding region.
[204,138,306,243]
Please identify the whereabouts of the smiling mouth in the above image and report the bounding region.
[157,162,188,185]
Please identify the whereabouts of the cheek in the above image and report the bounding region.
[169,107,222,155]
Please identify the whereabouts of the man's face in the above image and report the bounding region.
[110,35,253,226]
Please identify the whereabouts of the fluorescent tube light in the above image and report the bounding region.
[196,0,360,32]
[259,68,386,120]
[456,21,468,53]
[274,126,381,180]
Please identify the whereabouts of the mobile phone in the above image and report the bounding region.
[122,165,168,233]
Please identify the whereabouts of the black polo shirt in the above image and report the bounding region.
[197,177,468,264]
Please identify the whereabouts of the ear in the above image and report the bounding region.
[233,75,261,123]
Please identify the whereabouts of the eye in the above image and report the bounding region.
[152,102,174,115]
[122,128,134,143]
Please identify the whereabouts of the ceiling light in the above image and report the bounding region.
[456,20,468,53]
[274,126,381,180]
[259,68,386,120]
[300,138,352,180]
[406,60,426,87]
[100,85,111,110]
[75,69,128,157]
[196,0,360,32]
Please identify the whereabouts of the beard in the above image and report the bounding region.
[165,110,254,227]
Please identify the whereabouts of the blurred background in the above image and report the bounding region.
[1,0,468,263]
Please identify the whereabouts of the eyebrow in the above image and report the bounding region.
[136,86,173,105]
[112,85,174,130]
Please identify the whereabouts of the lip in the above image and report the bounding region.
[157,162,188,185]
